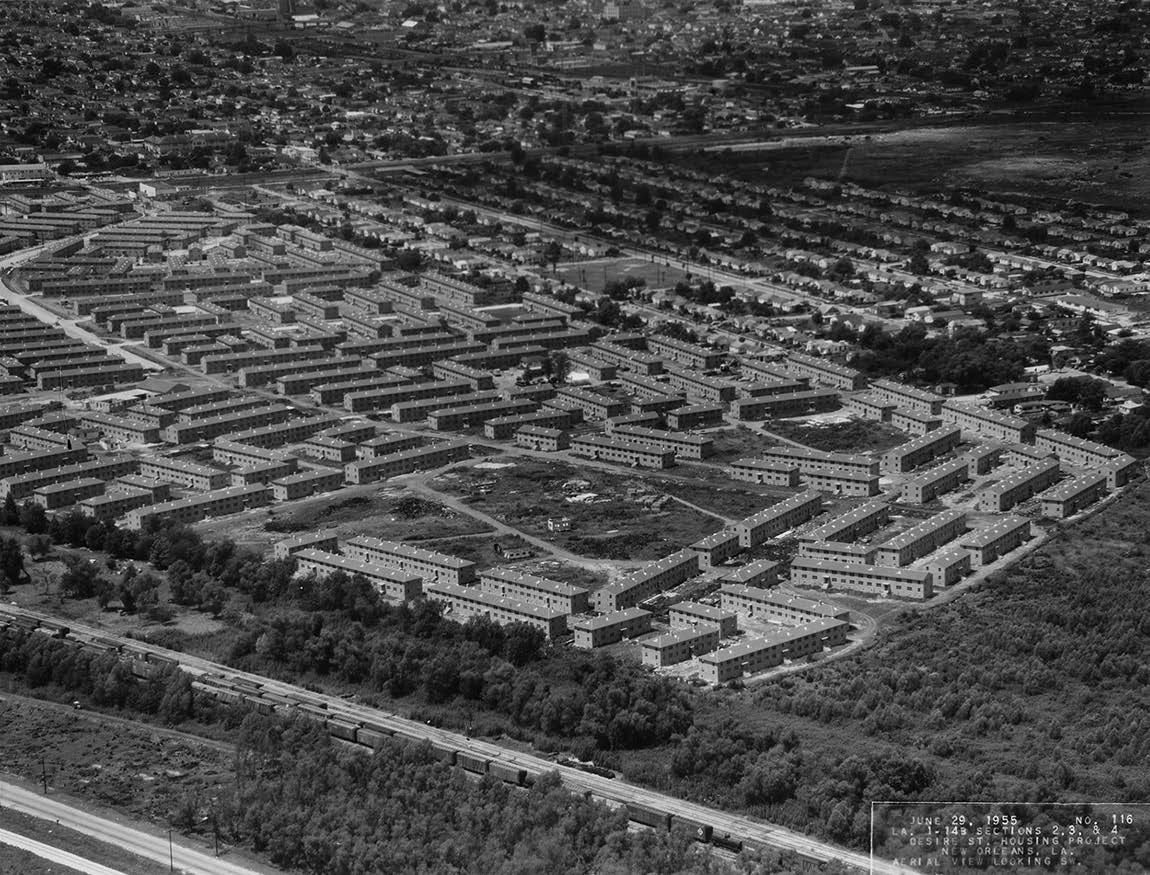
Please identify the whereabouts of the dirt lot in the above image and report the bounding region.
[196,487,493,552]
[431,456,723,560]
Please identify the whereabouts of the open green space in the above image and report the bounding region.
[766,418,906,453]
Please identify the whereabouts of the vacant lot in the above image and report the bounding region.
[707,425,781,462]
[768,418,905,453]
[555,256,691,292]
[196,488,493,552]
[432,457,722,560]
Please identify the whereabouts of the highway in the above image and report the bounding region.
[0,605,916,875]
[0,825,126,875]
[0,779,277,875]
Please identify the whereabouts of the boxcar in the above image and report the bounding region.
[487,761,527,785]
[457,752,490,775]
[712,834,743,853]
[358,727,389,750]
[626,803,671,831]
[327,718,359,743]
[671,816,713,843]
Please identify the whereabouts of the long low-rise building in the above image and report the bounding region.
[138,457,229,491]
[869,379,944,416]
[483,409,573,441]
[571,608,653,649]
[78,486,155,523]
[785,352,866,391]
[33,477,106,510]
[880,427,962,474]
[922,548,972,587]
[343,441,470,485]
[424,579,567,639]
[977,458,1061,512]
[428,399,537,432]
[801,469,882,497]
[699,618,849,684]
[592,549,701,612]
[899,458,972,504]
[270,468,344,501]
[343,536,476,585]
[801,500,889,544]
[730,389,840,420]
[757,446,879,477]
[1034,428,1121,469]
[719,585,851,625]
[641,624,722,668]
[670,601,738,637]
[1,455,136,501]
[720,560,780,589]
[124,484,270,530]
[570,434,676,469]
[733,490,825,547]
[478,568,590,615]
[958,516,1033,567]
[798,540,876,565]
[293,549,423,603]
[608,424,714,460]
[1039,472,1109,519]
[689,529,743,568]
[942,401,1035,444]
[873,510,967,567]
[727,458,801,487]
[789,557,934,601]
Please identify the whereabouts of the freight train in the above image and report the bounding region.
[0,608,771,861]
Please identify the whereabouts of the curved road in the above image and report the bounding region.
[0,780,277,875]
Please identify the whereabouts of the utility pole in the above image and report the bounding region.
[40,756,47,794]
[169,828,174,873]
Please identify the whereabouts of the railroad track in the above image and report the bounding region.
[0,603,915,874]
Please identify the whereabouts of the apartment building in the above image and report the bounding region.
[356,433,424,460]
[1034,429,1122,469]
[646,335,725,370]
[79,487,155,523]
[555,386,627,421]
[571,608,653,649]
[270,468,344,501]
[719,585,851,624]
[802,500,890,544]
[720,560,780,589]
[424,579,567,639]
[138,457,229,491]
[33,477,106,510]
[272,530,340,561]
[514,426,569,452]
[733,490,825,547]
[977,458,1061,512]
[699,618,849,684]
[570,434,676,469]
[873,510,967,567]
[689,530,743,567]
[293,549,423,603]
[965,444,1004,476]
[478,568,590,615]
[670,601,738,637]
[344,441,470,484]
[798,540,877,565]
[641,625,722,668]
[922,549,972,587]
[592,549,701,612]
[1,455,136,502]
[609,424,714,460]
[959,516,1033,567]
[757,446,879,477]
[731,389,840,420]
[898,458,971,504]
[124,485,271,530]
[801,468,882,497]
[1039,472,1109,519]
[880,427,962,475]
[342,536,476,586]
[661,364,738,405]
[785,352,866,391]
[665,404,725,430]
[869,379,944,416]
[941,401,1035,444]
[483,409,572,441]
[789,557,934,600]
[727,458,801,487]
[890,409,943,437]
[428,399,537,431]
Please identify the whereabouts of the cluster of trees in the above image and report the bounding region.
[850,322,1039,391]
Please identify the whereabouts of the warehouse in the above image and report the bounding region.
[592,549,701,612]
[344,441,470,484]
[698,618,849,684]
[425,579,567,639]
[1038,472,1109,519]
[293,549,423,603]
[343,536,476,585]
[670,601,738,637]
[719,585,851,624]
[609,424,714,460]
[959,516,1033,567]
[977,458,1061,512]
[727,458,801,487]
[720,560,780,589]
[941,401,1035,444]
[733,490,824,547]
[757,446,879,477]
[478,568,590,615]
[641,625,721,669]
[873,510,967,567]
[571,608,653,649]
[125,485,270,530]
[689,530,743,567]
[571,434,676,469]
[880,427,962,474]
[789,557,934,600]
[802,500,889,544]
[730,389,840,420]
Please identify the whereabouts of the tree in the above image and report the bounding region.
[19,502,47,535]
[27,534,52,560]
[60,558,102,600]
[546,350,570,385]
[1,493,17,525]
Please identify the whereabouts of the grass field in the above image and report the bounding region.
[555,256,692,292]
[432,457,723,560]
[767,417,907,453]
[706,425,781,462]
